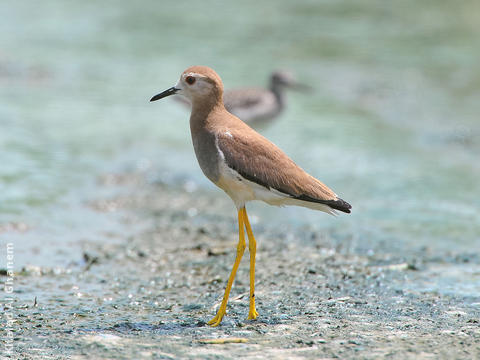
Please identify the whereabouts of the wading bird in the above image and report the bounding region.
[150,66,351,326]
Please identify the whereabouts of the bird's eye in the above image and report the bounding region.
[185,76,196,85]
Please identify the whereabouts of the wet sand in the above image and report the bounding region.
[2,172,479,359]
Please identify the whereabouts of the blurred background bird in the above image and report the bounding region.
[174,70,311,127]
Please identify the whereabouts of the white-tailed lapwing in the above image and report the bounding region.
[150,66,351,326]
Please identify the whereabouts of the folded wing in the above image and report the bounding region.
[216,128,351,213]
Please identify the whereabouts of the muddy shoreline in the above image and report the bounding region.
[2,173,479,359]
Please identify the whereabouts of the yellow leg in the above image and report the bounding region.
[242,208,259,320]
[207,209,246,327]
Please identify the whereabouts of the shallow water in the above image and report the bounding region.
[1,0,479,290]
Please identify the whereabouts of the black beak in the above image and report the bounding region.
[150,87,179,102]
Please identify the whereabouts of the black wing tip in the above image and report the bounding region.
[294,194,352,213]
[332,197,352,213]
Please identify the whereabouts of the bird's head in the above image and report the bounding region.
[150,66,224,107]
[270,70,312,92]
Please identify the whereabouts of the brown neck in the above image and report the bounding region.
[190,95,225,127]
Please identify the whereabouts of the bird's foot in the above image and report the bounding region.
[207,307,226,327]
[247,302,259,320]
[247,309,259,320]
